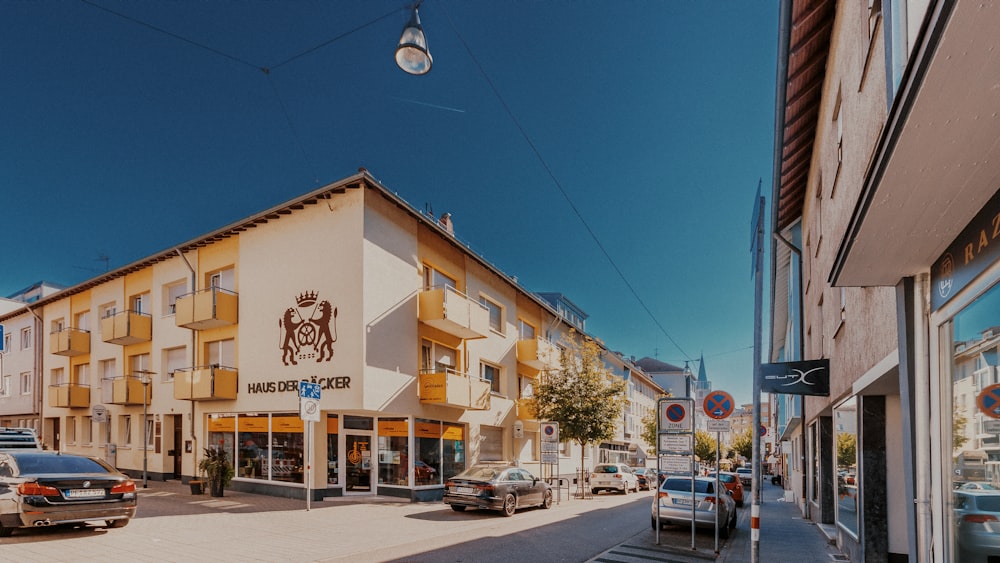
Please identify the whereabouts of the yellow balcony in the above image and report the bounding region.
[49,384,91,408]
[175,287,239,330]
[418,286,489,340]
[174,365,238,401]
[100,310,152,345]
[419,369,491,410]
[516,337,559,372]
[50,328,91,357]
[517,397,537,419]
[107,376,152,405]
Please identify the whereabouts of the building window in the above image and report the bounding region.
[2,332,10,354]
[66,416,76,444]
[221,413,304,484]
[74,364,89,387]
[206,339,235,368]
[327,415,339,485]
[481,362,501,394]
[82,416,93,444]
[517,319,536,340]
[480,297,503,333]
[131,293,150,315]
[75,310,90,332]
[1,375,11,397]
[421,339,457,373]
[163,347,186,382]
[20,327,31,350]
[423,265,456,290]
[20,372,32,395]
[120,415,132,446]
[144,416,154,449]
[51,318,65,333]
[164,281,186,316]
[834,397,858,538]
[867,0,882,40]
[377,418,409,486]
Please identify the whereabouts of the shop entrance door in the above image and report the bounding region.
[345,433,373,494]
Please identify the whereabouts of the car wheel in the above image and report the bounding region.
[450,505,466,512]
[502,494,516,517]
[106,519,130,529]
[541,489,553,509]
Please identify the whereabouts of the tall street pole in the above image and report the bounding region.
[751,191,765,562]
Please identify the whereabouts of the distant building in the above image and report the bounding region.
[5,281,65,304]
[536,293,587,332]
[634,357,688,398]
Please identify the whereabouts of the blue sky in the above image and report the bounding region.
[1,2,779,405]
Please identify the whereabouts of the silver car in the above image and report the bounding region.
[955,489,1000,562]
[651,476,737,538]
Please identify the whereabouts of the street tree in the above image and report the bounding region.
[640,393,673,449]
[730,427,753,462]
[694,430,718,466]
[529,331,628,480]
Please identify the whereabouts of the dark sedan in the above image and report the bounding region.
[444,465,552,516]
[0,451,137,536]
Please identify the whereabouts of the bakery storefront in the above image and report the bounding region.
[205,410,466,500]
[931,187,1000,561]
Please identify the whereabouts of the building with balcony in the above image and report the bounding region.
[769,1,1000,560]
[1,170,664,501]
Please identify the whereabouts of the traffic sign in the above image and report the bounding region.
[760,424,768,437]
[979,384,1000,419]
[299,381,321,399]
[660,455,691,473]
[707,419,731,432]
[541,422,559,442]
[703,390,735,420]
[299,381,321,422]
[658,434,692,454]
[658,399,692,432]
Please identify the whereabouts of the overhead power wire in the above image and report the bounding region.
[439,3,692,363]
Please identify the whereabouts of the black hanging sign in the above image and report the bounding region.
[761,359,830,396]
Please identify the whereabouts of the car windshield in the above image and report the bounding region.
[454,466,502,481]
[594,465,623,473]
[663,478,713,494]
[12,453,109,475]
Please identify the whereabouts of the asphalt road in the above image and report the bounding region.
[0,482,725,563]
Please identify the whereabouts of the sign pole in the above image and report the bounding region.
[299,381,321,512]
[751,192,765,562]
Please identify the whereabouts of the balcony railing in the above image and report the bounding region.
[174,287,239,330]
[50,327,91,357]
[516,337,559,372]
[106,375,152,406]
[418,368,490,410]
[418,286,489,339]
[49,383,91,408]
[174,365,238,401]
[100,310,152,345]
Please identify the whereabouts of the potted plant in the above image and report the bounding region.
[198,447,235,497]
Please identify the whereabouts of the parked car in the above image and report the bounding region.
[591,463,639,494]
[954,490,1000,562]
[708,471,745,507]
[0,451,137,537]
[443,464,552,517]
[0,428,42,450]
[632,468,653,491]
[960,482,998,491]
[651,476,737,539]
[414,460,437,480]
[736,467,753,486]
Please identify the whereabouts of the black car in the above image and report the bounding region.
[0,451,137,536]
[444,465,553,516]
[633,468,652,491]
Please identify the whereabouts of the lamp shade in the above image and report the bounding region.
[395,7,432,75]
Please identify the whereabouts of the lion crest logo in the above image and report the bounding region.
[279,291,338,366]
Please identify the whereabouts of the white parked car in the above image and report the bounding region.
[590,463,639,494]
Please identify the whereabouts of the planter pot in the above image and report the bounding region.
[210,481,225,497]
[190,480,205,495]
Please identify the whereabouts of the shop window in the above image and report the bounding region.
[343,415,373,431]
[834,397,858,538]
[378,418,409,486]
[327,415,339,485]
[946,282,1000,560]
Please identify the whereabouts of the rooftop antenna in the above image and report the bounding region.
[96,253,109,272]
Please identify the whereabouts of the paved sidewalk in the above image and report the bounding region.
[589,480,846,563]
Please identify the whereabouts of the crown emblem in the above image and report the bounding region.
[296,291,318,307]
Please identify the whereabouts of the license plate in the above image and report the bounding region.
[455,486,475,495]
[673,498,692,506]
[66,488,105,499]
